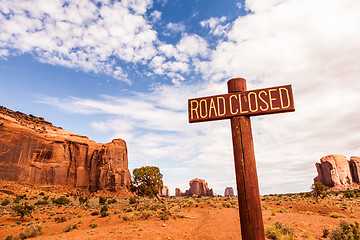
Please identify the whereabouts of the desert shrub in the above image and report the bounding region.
[34,200,48,206]
[43,196,49,201]
[222,202,231,208]
[1,199,10,206]
[158,211,170,221]
[91,210,100,216]
[17,224,42,239]
[304,192,312,198]
[13,197,21,204]
[329,212,346,218]
[277,207,290,213]
[149,204,161,211]
[78,196,89,205]
[12,203,34,222]
[54,216,68,223]
[122,216,131,221]
[89,223,98,228]
[39,192,45,196]
[63,222,78,232]
[100,205,109,217]
[52,196,70,206]
[124,207,133,212]
[265,221,294,240]
[99,196,107,205]
[343,191,355,199]
[129,197,137,205]
[140,212,152,220]
[322,228,330,238]
[330,220,360,240]
[108,198,117,204]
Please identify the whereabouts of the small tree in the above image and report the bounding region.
[131,166,169,212]
[12,202,34,222]
[311,182,328,200]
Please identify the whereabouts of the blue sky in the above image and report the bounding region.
[1,0,360,195]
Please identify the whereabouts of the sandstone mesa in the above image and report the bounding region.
[0,106,131,194]
[176,178,213,196]
[314,154,360,189]
[224,187,234,197]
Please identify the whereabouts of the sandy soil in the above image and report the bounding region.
[1,182,359,240]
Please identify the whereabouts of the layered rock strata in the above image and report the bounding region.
[314,154,360,189]
[0,106,131,193]
[176,178,213,196]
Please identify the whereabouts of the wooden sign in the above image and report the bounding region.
[188,78,295,240]
[188,85,294,123]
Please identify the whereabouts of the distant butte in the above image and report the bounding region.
[176,178,213,196]
[0,106,131,195]
[314,154,360,189]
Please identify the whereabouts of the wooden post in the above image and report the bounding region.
[228,78,265,240]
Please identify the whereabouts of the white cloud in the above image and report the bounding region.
[197,0,360,194]
[150,10,161,22]
[0,0,157,83]
[200,16,229,36]
[166,22,186,33]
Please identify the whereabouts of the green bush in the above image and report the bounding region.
[343,191,355,199]
[100,205,109,217]
[330,220,360,240]
[158,211,170,221]
[107,198,117,204]
[52,196,70,205]
[140,212,152,220]
[99,196,107,205]
[34,200,49,206]
[129,197,137,205]
[79,196,89,205]
[91,210,100,216]
[1,199,10,206]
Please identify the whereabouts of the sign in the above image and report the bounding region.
[188,84,294,123]
[188,78,295,240]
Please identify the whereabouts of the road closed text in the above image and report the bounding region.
[188,85,294,123]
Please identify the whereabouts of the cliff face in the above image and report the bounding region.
[0,106,131,193]
[176,178,213,196]
[314,154,360,189]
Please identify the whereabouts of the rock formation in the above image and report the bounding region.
[175,178,213,196]
[224,187,234,197]
[159,186,170,196]
[314,154,360,189]
[0,106,131,193]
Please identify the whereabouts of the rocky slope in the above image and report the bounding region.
[0,106,131,193]
[314,154,360,189]
[176,178,213,196]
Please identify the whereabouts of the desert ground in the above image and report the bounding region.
[1,180,359,240]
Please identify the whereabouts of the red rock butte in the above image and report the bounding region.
[224,187,234,197]
[314,154,360,189]
[176,178,213,196]
[0,106,131,194]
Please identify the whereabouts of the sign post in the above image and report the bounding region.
[188,78,295,239]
